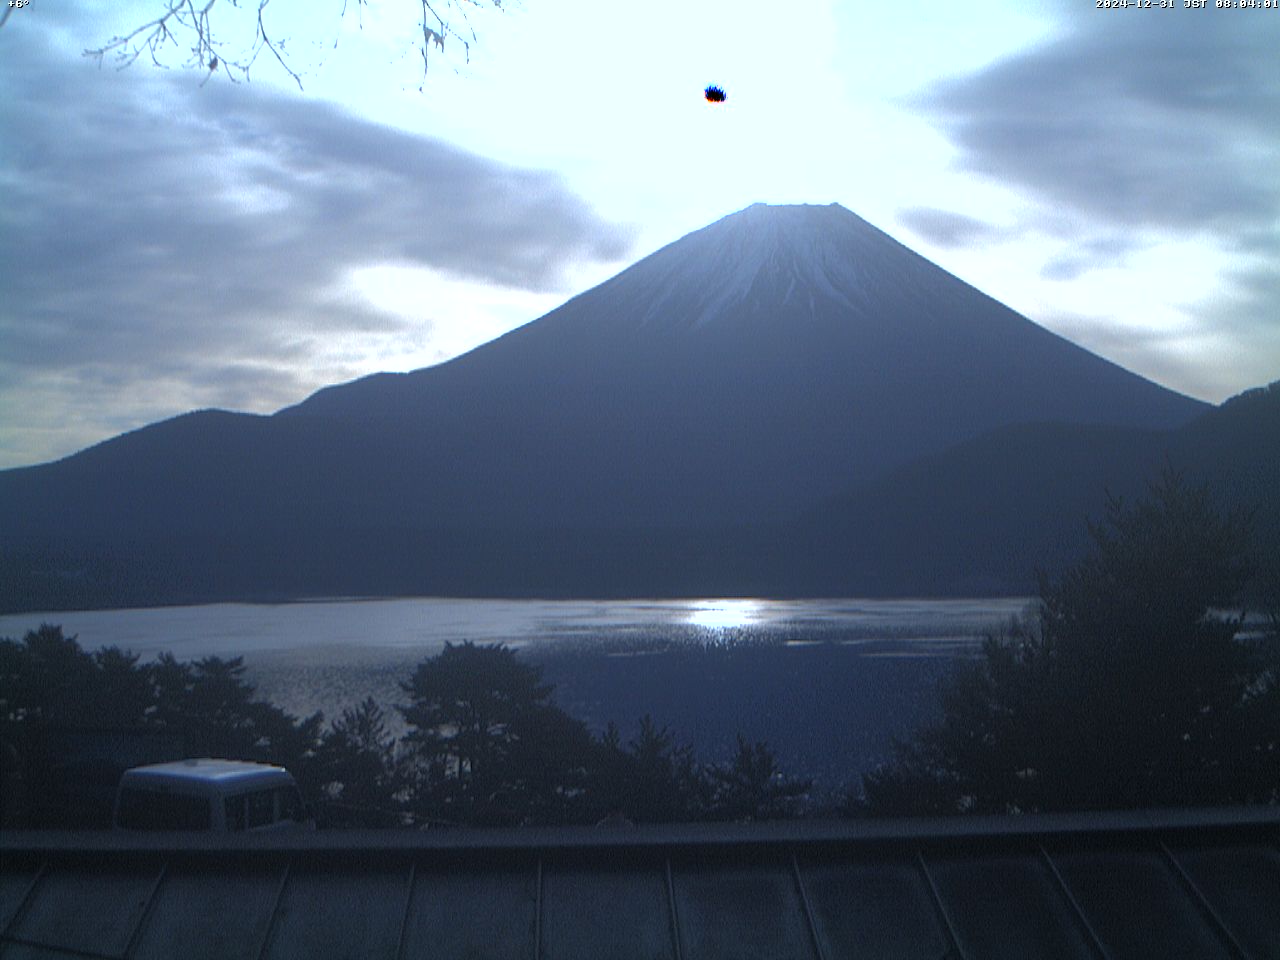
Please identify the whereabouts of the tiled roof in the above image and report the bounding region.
[2,806,1278,959]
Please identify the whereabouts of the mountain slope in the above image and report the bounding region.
[796,382,1280,596]
[274,203,1202,527]
[0,203,1211,609]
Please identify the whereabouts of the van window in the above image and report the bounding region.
[117,789,212,830]
[247,789,275,828]
[277,786,304,822]
[225,796,247,831]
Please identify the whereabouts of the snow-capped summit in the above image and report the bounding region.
[634,204,867,325]
[264,202,1209,530]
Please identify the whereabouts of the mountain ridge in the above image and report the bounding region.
[0,202,1223,610]
[793,381,1280,596]
[287,203,1200,429]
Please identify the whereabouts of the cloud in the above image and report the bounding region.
[1038,310,1221,402]
[1039,256,1091,283]
[921,15,1279,234]
[897,207,997,248]
[1189,260,1280,397]
[1037,235,1150,282]
[917,10,1280,396]
[0,26,633,467]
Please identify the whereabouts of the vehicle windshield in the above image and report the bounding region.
[116,789,212,832]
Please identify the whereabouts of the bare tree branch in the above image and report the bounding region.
[252,0,304,91]
[80,0,508,90]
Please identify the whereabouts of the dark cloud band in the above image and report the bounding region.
[0,28,632,467]
[911,10,1280,397]
[921,16,1279,235]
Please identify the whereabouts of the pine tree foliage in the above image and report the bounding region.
[314,697,410,826]
[399,641,594,825]
[708,735,812,821]
[862,471,1280,815]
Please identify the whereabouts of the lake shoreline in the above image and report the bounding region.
[3,597,1032,791]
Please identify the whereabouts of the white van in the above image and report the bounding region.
[113,758,312,832]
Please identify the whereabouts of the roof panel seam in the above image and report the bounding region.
[121,860,169,960]
[1037,843,1112,960]
[254,857,293,960]
[1158,841,1252,960]
[534,855,544,960]
[0,859,48,944]
[665,856,684,960]
[916,850,968,960]
[393,860,416,960]
[790,852,827,960]
[1,931,122,959]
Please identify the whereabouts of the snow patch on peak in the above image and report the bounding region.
[632,203,879,332]
[783,274,798,306]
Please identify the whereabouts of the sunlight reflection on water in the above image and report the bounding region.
[685,598,765,630]
[0,596,1034,724]
[0,597,1035,774]
[0,596,1035,659]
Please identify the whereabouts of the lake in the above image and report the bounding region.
[1,596,1034,790]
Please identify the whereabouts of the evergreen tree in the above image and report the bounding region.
[587,716,709,824]
[708,735,811,821]
[0,626,323,826]
[149,653,322,771]
[313,697,409,826]
[862,471,1279,814]
[399,642,594,825]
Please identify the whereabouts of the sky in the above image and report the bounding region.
[1,0,1277,469]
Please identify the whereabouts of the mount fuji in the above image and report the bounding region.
[278,202,1202,525]
[0,203,1211,609]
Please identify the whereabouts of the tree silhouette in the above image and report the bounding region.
[149,652,322,770]
[313,697,409,826]
[708,735,811,821]
[1,627,811,828]
[587,716,708,824]
[400,641,594,824]
[0,625,140,728]
[862,470,1279,815]
[0,625,323,826]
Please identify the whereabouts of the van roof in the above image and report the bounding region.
[120,758,294,785]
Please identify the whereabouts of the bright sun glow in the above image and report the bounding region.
[685,599,763,631]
